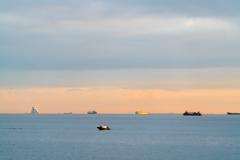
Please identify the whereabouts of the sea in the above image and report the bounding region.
[1,114,240,160]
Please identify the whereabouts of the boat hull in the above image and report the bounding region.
[97,126,111,130]
[227,112,240,115]
[87,110,97,114]
[64,112,72,114]
[183,111,202,116]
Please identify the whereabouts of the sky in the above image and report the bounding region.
[0,0,240,114]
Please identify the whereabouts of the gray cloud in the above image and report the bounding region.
[1,0,240,17]
[0,0,240,72]
[1,29,240,70]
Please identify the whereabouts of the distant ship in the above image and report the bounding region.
[227,112,240,115]
[31,106,39,114]
[64,112,72,114]
[183,111,202,116]
[135,111,150,114]
[87,110,97,114]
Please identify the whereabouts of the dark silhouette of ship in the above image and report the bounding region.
[64,112,72,114]
[183,111,202,116]
[227,112,240,115]
[87,110,97,114]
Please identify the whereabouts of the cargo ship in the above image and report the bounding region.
[183,111,202,116]
[227,112,240,115]
[87,110,97,114]
[135,111,150,114]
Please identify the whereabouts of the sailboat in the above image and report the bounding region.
[31,106,39,114]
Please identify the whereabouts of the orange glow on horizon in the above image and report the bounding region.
[0,88,240,114]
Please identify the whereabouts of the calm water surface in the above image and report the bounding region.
[0,114,240,160]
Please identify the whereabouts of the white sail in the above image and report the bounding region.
[31,106,39,114]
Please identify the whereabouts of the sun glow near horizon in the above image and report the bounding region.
[1,88,240,114]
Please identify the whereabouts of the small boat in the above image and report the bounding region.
[183,111,202,116]
[97,125,111,130]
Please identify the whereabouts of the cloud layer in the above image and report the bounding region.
[1,0,240,71]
